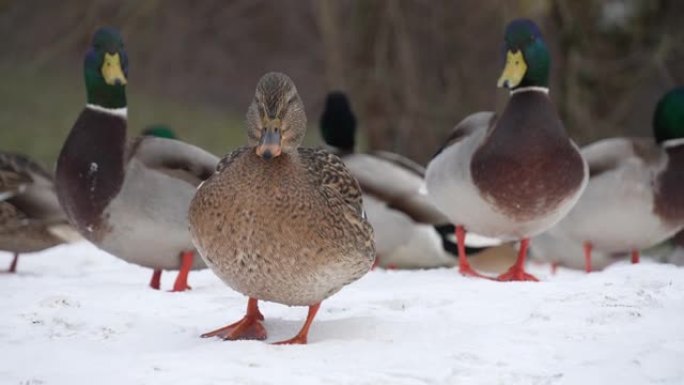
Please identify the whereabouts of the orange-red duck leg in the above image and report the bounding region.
[149,269,162,290]
[170,251,194,292]
[496,238,539,282]
[202,297,267,340]
[273,303,321,345]
[631,249,640,264]
[583,242,593,273]
[456,226,490,279]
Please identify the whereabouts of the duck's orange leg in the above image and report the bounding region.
[170,251,193,292]
[149,269,162,290]
[497,238,539,282]
[273,303,321,345]
[7,253,19,273]
[201,298,267,340]
[583,242,593,273]
[456,226,490,279]
[631,249,640,264]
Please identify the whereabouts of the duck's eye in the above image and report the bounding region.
[274,127,279,133]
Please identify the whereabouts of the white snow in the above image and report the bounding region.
[1,242,684,385]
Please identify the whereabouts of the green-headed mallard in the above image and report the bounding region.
[425,19,588,281]
[55,27,218,291]
[189,73,375,344]
[1,152,80,272]
[546,87,684,269]
[319,91,490,269]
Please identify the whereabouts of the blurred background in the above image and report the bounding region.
[1,0,682,166]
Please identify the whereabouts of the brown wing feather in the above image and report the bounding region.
[297,148,364,216]
[369,150,426,177]
[0,152,53,198]
[217,146,251,173]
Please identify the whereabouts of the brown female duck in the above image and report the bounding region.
[189,72,375,344]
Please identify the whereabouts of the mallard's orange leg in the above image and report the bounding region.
[149,269,162,290]
[170,251,193,292]
[7,253,19,273]
[631,249,640,264]
[583,242,593,273]
[202,298,267,340]
[497,238,539,282]
[273,303,321,345]
[456,226,490,279]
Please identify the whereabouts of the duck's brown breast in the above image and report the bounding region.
[654,146,684,224]
[471,92,586,221]
[189,149,373,306]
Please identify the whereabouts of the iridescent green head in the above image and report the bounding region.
[319,91,357,152]
[142,125,177,139]
[653,87,684,145]
[497,19,550,90]
[84,27,128,109]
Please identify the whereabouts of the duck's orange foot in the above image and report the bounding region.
[201,316,267,341]
[271,303,321,345]
[496,267,539,282]
[458,265,492,279]
[272,334,308,345]
[202,298,266,341]
[169,283,192,292]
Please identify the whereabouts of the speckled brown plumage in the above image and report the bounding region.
[1,152,51,198]
[0,152,77,266]
[189,72,374,309]
[190,147,374,306]
[0,201,63,253]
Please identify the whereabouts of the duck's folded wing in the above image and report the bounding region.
[581,137,656,177]
[0,152,52,201]
[369,150,426,177]
[298,148,365,216]
[432,111,496,158]
[344,153,449,225]
[130,137,220,186]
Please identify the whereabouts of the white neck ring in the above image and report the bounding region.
[663,137,684,149]
[510,86,549,96]
[86,104,128,119]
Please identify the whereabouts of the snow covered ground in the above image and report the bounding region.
[1,242,683,385]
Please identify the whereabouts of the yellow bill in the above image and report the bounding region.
[101,53,127,86]
[497,50,527,89]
